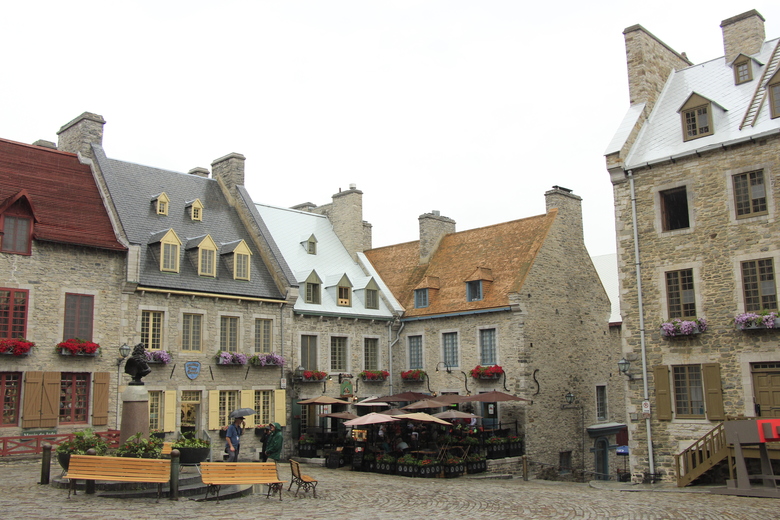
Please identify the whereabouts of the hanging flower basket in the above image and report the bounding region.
[0,338,34,356]
[215,351,248,365]
[401,369,426,382]
[249,353,287,367]
[145,350,173,365]
[358,370,389,382]
[735,311,779,330]
[660,317,707,338]
[301,370,328,382]
[471,365,504,379]
[57,338,100,356]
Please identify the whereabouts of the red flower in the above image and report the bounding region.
[470,365,504,379]
[57,338,100,355]
[0,338,34,356]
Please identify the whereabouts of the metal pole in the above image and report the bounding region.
[85,448,96,494]
[40,444,52,485]
[169,449,180,500]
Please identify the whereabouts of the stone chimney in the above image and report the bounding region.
[211,153,246,191]
[545,186,583,244]
[419,210,455,264]
[188,167,210,178]
[330,184,365,261]
[32,140,57,150]
[56,112,106,159]
[721,10,765,64]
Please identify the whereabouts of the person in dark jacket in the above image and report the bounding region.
[264,422,283,461]
[225,416,245,462]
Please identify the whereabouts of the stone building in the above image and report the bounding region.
[364,188,624,478]
[605,10,780,483]
[0,134,126,440]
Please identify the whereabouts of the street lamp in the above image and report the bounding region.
[618,358,634,380]
[564,392,575,405]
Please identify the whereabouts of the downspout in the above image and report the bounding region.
[387,319,405,397]
[627,169,655,477]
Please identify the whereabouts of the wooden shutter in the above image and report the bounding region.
[274,389,286,427]
[91,372,109,426]
[208,390,220,430]
[703,363,725,421]
[21,371,43,428]
[241,390,255,428]
[40,372,60,427]
[163,390,177,432]
[653,365,673,421]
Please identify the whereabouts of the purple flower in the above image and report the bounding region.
[233,353,248,365]
[218,351,233,364]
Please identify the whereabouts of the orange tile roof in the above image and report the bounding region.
[365,210,557,317]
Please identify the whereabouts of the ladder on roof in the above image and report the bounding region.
[740,39,780,129]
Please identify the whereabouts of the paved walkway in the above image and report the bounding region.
[1,458,778,519]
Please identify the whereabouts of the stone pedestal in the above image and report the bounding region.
[120,385,150,445]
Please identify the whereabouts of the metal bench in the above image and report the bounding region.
[65,455,172,501]
[288,459,318,497]
[200,462,287,502]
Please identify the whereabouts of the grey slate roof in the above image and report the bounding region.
[93,144,284,300]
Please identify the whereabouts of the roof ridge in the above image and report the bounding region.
[740,39,780,129]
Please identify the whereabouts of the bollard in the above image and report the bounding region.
[522,455,529,481]
[40,444,52,485]
[169,449,180,500]
[85,448,96,494]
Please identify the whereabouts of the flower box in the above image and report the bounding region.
[298,444,317,458]
[396,463,419,477]
[507,440,523,457]
[417,463,441,478]
[215,351,248,365]
[358,370,389,382]
[145,350,172,365]
[470,365,504,379]
[735,312,779,331]
[660,317,707,338]
[301,370,328,382]
[249,353,287,367]
[376,461,396,474]
[466,459,487,474]
[401,369,426,382]
[57,338,100,356]
[59,348,99,357]
[443,462,465,478]
[0,338,34,356]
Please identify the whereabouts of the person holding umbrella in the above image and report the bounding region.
[264,422,283,461]
[226,415,246,462]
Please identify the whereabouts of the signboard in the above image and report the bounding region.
[340,379,353,398]
[280,378,287,389]
[642,400,651,419]
[184,361,201,380]
[21,430,56,437]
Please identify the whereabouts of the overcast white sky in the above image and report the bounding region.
[2,2,779,257]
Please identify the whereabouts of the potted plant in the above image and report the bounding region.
[55,429,109,470]
[418,458,441,478]
[461,435,480,448]
[660,317,708,338]
[465,453,487,474]
[218,425,228,439]
[361,451,376,472]
[115,432,163,458]
[0,338,34,356]
[171,433,211,464]
[358,369,389,382]
[396,454,419,477]
[376,454,396,474]
[302,370,328,381]
[507,435,523,457]
[471,364,504,379]
[249,352,287,367]
[215,351,248,365]
[400,369,426,381]
[144,350,172,365]
[298,434,317,457]
[443,457,465,478]
[735,310,779,330]
[485,436,507,459]
[57,338,101,356]
[150,428,166,440]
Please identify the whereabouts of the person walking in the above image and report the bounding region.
[264,422,283,461]
[225,416,245,462]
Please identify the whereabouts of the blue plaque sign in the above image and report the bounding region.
[184,361,201,380]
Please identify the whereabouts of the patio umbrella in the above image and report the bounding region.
[378,408,407,416]
[454,391,531,403]
[401,399,448,410]
[376,391,433,402]
[343,412,401,427]
[318,411,359,420]
[395,412,452,425]
[354,396,390,407]
[433,410,483,420]
[229,407,256,418]
[297,396,352,405]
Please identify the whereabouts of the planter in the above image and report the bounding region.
[59,348,99,357]
[477,374,500,380]
[443,463,464,478]
[298,444,317,457]
[418,464,441,478]
[217,361,245,366]
[218,430,227,439]
[376,462,396,474]
[661,327,703,339]
[466,460,487,474]
[362,460,376,472]
[0,351,30,357]
[507,441,523,457]
[301,378,326,383]
[738,318,780,330]
[254,428,266,437]
[396,464,419,477]
[360,377,387,383]
[486,444,507,459]
[151,432,166,440]
[57,452,71,471]
[177,447,211,464]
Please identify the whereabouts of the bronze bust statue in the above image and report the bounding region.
[124,343,151,385]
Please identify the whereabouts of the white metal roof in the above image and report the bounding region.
[591,253,621,324]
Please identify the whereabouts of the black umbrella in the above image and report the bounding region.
[229,407,256,418]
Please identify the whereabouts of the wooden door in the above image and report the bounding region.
[752,363,780,418]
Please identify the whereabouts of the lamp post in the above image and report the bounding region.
[116,343,131,429]
[618,358,634,380]
[561,392,585,475]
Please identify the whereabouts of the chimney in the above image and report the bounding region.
[419,211,455,264]
[545,186,583,243]
[211,153,245,191]
[56,112,106,159]
[188,167,210,178]
[721,10,765,64]
[32,140,57,150]
[330,184,365,261]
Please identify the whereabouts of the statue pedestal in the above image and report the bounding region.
[120,385,150,445]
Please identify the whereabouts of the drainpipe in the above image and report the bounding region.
[627,169,655,477]
[387,319,404,396]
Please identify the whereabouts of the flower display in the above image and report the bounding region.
[485,436,507,445]
[144,350,173,364]
[249,352,287,366]
[303,370,328,380]
[57,338,100,355]
[298,434,316,444]
[0,338,34,356]
[215,351,248,365]
[401,369,426,381]
[735,311,778,329]
[358,369,389,381]
[470,364,504,379]
[660,317,708,337]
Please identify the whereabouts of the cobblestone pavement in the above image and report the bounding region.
[1,458,778,520]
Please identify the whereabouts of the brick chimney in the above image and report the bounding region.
[57,112,106,159]
[330,184,365,261]
[419,210,455,264]
[721,10,765,64]
[545,186,583,244]
[211,153,245,191]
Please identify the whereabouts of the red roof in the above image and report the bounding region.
[0,138,125,251]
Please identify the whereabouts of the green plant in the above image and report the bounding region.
[466,453,485,462]
[378,454,396,464]
[55,429,109,455]
[444,457,462,465]
[115,432,163,458]
[362,452,376,462]
[358,369,389,380]
[396,454,418,466]
[436,435,454,446]
[485,436,506,445]
[298,434,316,444]
[461,436,480,446]
[172,432,211,449]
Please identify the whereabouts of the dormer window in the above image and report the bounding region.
[466,281,482,302]
[0,190,36,255]
[735,60,751,84]
[678,93,717,142]
[465,267,492,302]
[303,234,317,255]
[413,276,439,309]
[196,235,218,277]
[186,199,204,221]
[336,274,352,307]
[220,239,252,280]
[414,289,429,308]
[364,278,380,310]
[153,193,170,216]
[155,229,181,272]
[304,271,322,304]
[769,70,780,120]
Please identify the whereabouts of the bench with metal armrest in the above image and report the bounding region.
[65,455,172,501]
[200,462,287,502]
[288,458,318,497]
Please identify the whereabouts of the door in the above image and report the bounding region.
[752,363,780,417]
[594,438,609,480]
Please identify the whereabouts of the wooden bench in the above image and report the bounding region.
[161,442,173,456]
[288,459,318,497]
[65,455,172,501]
[200,462,287,502]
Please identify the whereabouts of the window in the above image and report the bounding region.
[306,283,321,304]
[161,242,179,272]
[0,288,28,339]
[63,294,94,341]
[182,313,202,351]
[666,269,696,319]
[467,281,483,302]
[254,319,272,353]
[154,193,170,215]
[141,310,163,350]
[408,336,423,370]
[192,207,201,220]
[331,337,347,372]
[254,390,274,425]
[596,385,607,421]
[672,365,704,417]
[301,335,317,370]
[682,105,712,141]
[365,289,379,310]
[1,215,32,254]
[660,187,690,231]
[307,237,317,255]
[443,332,458,369]
[199,247,216,277]
[1,372,21,426]
[218,390,239,428]
[734,60,752,84]
[559,451,572,473]
[59,372,90,424]
[364,338,379,371]
[220,316,239,352]
[733,170,767,218]
[235,253,250,280]
[742,259,777,312]
[769,75,780,119]
[149,391,162,430]
[479,328,496,366]
[414,289,429,309]
[338,286,351,307]
[187,199,203,221]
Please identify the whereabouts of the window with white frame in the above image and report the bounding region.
[443,332,458,369]
[479,328,496,365]
[408,336,423,370]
